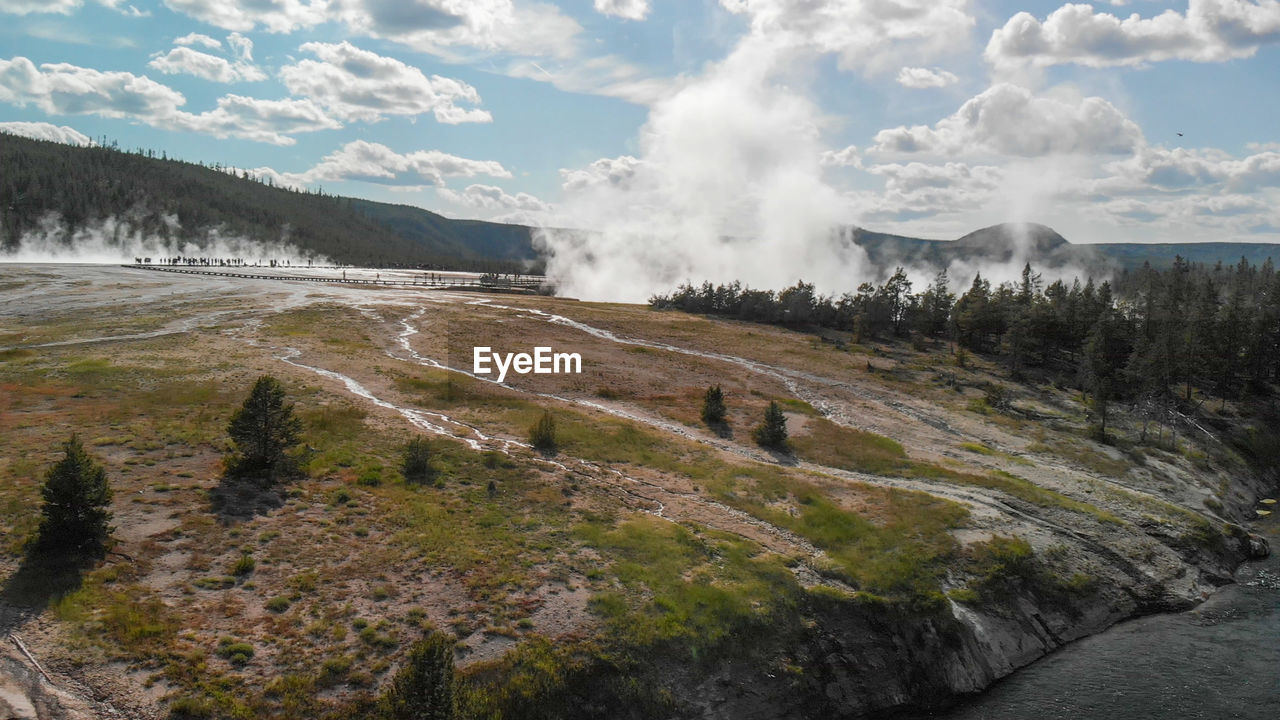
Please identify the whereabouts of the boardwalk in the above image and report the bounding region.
[122,264,545,291]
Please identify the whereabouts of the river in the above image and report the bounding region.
[929,517,1279,720]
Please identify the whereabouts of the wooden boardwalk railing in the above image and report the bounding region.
[121,264,545,290]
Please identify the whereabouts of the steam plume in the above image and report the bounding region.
[1,212,331,265]
[535,36,869,303]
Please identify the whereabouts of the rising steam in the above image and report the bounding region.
[1,212,331,265]
[535,35,870,303]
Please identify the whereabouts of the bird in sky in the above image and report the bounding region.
[1177,132,1184,137]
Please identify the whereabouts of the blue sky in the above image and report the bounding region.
[2,0,1279,249]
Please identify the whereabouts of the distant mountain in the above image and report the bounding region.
[851,221,1279,273]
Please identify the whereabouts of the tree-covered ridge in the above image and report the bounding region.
[652,258,1280,445]
[0,133,536,269]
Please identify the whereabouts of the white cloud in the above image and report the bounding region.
[174,32,221,49]
[161,0,327,33]
[0,56,337,145]
[720,0,975,75]
[254,140,511,187]
[1103,145,1280,192]
[820,145,861,168]
[506,54,674,105]
[148,45,266,83]
[869,161,1002,195]
[871,83,1143,157]
[0,0,80,14]
[593,0,649,20]
[0,56,186,119]
[0,120,91,145]
[896,66,958,89]
[559,155,644,193]
[439,183,550,212]
[336,0,582,59]
[164,95,340,145]
[985,0,1280,70]
[279,41,491,124]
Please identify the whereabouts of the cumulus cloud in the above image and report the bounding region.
[0,56,187,119]
[0,56,338,145]
[1103,145,1280,192]
[720,0,976,75]
[439,183,550,211]
[593,0,649,20]
[279,41,491,124]
[148,33,266,83]
[847,162,1004,224]
[161,0,327,33]
[174,32,221,49]
[559,155,644,193]
[0,120,91,145]
[896,66,958,89]
[0,0,81,14]
[871,83,1143,157]
[253,140,511,188]
[820,145,861,168]
[335,0,583,59]
[985,0,1280,70]
[165,95,340,145]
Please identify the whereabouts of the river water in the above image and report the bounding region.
[930,517,1279,720]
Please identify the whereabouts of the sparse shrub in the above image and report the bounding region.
[954,346,969,368]
[194,576,235,590]
[216,638,255,666]
[318,655,354,688]
[230,553,255,576]
[357,465,384,487]
[529,410,557,452]
[31,435,113,561]
[377,630,457,720]
[167,696,215,719]
[401,437,436,485]
[332,488,352,505]
[752,401,789,450]
[225,376,303,484]
[701,385,727,425]
[265,596,291,613]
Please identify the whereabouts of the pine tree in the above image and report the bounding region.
[34,436,113,560]
[378,631,457,720]
[401,437,436,485]
[753,401,789,450]
[529,410,557,452]
[1083,311,1123,440]
[226,376,303,483]
[701,385,727,425]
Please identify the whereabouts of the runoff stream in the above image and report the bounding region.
[930,518,1279,720]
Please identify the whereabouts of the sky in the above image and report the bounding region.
[1,0,1279,253]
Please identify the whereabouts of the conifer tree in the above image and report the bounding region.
[529,410,557,452]
[226,376,303,483]
[753,401,789,450]
[701,385,727,425]
[379,631,457,720]
[34,435,112,560]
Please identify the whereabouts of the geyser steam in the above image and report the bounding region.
[536,34,869,303]
[1,212,331,265]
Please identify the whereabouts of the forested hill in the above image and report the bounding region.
[4,132,1278,270]
[0,133,537,268]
